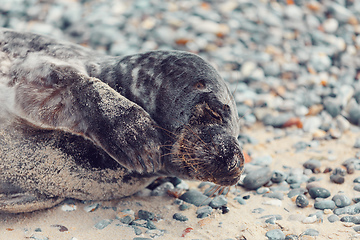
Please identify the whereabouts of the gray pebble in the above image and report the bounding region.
[173,213,189,222]
[292,141,310,152]
[146,221,157,230]
[265,217,276,224]
[242,167,272,190]
[354,226,360,232]
[328,214,340,223]
[330,174,345,184]
[334,202,360,215]
[265,229,285,240]
[303,159,321,171]
[332,194,352,208]
[308,187,331,199]
[179,204,190,211]
[314,200,336,210]
[263,192,284,200]
[196,206,213,218]
[209,195,228,208]
[94,219,112,230]
[354,138,360,148]
[138,210,155,221]
[252,208,265,214]
[234,196,246,205]
[271,170,287,183]
[251,155,273,166]
[354,177,360,183]
[302,228,319,236]
[131,226,142,235]
[340,215,360,224]
[285,235,298,240]
[261,214,283,220]
[179,190,211,207]
[29,234,49,240]
[354,184,360,192]
[151,182,174,196]
[287,188,306,198]
[296,194,309,208]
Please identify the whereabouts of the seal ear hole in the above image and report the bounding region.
[193,81,206,90]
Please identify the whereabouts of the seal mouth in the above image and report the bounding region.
[166,124,244,186]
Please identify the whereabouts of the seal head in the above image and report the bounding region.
[104,51,244,186]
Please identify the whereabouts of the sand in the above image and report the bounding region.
[1,123,360,240]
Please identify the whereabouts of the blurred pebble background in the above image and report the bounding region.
[1,0,360,135]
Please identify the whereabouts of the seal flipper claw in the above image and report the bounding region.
[13,64,162,173]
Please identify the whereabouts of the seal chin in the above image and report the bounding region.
[167,123,244,187]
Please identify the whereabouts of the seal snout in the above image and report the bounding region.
[168,124,244,187]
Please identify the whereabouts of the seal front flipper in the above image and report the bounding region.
[12,64,162,173]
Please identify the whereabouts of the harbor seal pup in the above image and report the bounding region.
[0,28,244,213]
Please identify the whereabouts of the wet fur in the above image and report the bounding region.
[0,28,244,212]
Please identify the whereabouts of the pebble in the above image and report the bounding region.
[308,187,331,199]
[83,203,100,212]
[302,228,319,236]
[262,199,282,207]
[334,202,360,215]
[234,196,246,205]
[328,214,340,223]
[271,170,287,183]
[30,234,49,240]
[61,204,77,212]
[296,194,309,208]
[179,190,211,207]
[314,200,336,210]
[138,210,155,221]
[353,196,360,203]
[94,219,112,230]
[263,192,284,200]
[196,206,213,218]
[242,167,272,190]
[285,235,298,240]
[354,177,360,183]
[146,221,157,230]
[355,184,360,192]
[209,195,228,208]
[303,159,321,172]
[173,213,188,222]
[179,204,190,211]
[332,194,352,208]
[131,226,142,235]
[265,229,285,240]
[287,188,307,198]
[302,215,317,224]
[252,208,265,214]
[151,182,174,196]
[354,138,360,148]
[340,216,360,224]
[116,209,135,224]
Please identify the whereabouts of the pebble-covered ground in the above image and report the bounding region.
[1,0,360,239]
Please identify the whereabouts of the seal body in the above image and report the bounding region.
[0,28,244,212]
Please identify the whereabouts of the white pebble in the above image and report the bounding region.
[61,204,77,212]
[323,18,338,33]
[262,199,282,207]
[302,215,317,224]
